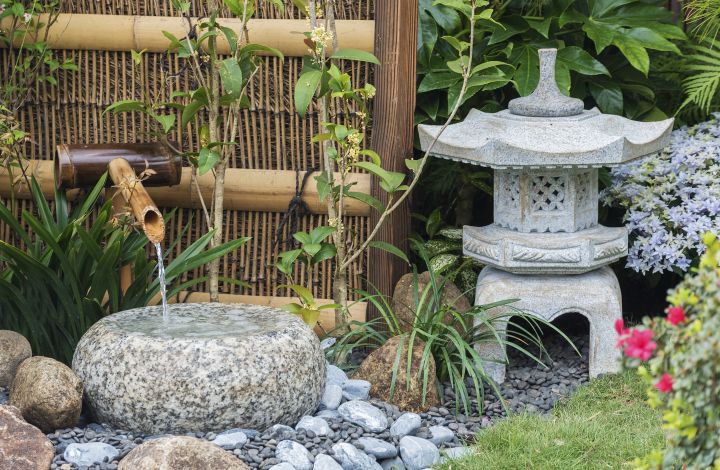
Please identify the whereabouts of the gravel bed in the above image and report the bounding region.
[1,332,588,469]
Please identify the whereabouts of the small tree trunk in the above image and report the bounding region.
[209,159,226,302]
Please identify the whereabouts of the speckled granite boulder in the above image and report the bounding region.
[73,304,325,434]
[0,405,54,469]
[118,436,250,470]
[0,330,31,387]
[9,356,83,432]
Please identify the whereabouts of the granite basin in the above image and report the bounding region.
[73,303,325,434]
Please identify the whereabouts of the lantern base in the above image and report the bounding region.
[473,266,622,383]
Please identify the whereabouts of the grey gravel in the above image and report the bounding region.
[41,333,587,469]
[332,443,382,470]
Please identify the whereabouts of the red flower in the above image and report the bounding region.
[614,318,631,348]
[667,306,686,326]
[623,328,657,361]
[655,373,674,393]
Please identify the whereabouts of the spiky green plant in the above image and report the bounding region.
[678,40,720,117]
[326,242,575,414]
[0,175,247,363]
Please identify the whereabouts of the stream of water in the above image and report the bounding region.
[154,242,169,321]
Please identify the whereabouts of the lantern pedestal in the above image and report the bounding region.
[473,266,622,383]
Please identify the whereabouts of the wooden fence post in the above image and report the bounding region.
[369,0,419,310]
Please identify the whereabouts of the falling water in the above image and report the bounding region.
[155,242,169,321]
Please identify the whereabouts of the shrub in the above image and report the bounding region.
[0,176,247,363]
[618,233,720,469]
[602,115,720,274]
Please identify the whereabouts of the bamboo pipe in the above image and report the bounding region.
[1,14,374,56]
[1,161,372,216]
[107,158,165,244]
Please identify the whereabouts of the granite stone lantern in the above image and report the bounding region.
[418,49,673,382]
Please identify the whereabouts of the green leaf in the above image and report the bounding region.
[311,243,337,264]
[153,114,176,133]
[330,49,380,65]
[198,148,220,175]
[369,241,410,264]
[219,26,239,55]
[310,226,336,244]
[418,72,461,93]
[346,191,385,213]
[613,38,649,75]
[405,159,422,172]
[220,58,244,98]
[359,150,382,165]
[626,27,681,54]
[489,16,528,45]
[557,46,609,76]
[295,69,322,117]
[590,81,623,115]
[582,19,617,54]
[511,44,540,96]
[104,100,146,115]
[432,0,472,18]
[241,43,285,60]
[525,17,552,38]
[353,162,406,193]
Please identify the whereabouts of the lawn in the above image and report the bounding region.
[441,372,663,470]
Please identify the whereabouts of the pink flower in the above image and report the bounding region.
[614,318,630,348]
[623,328,657,361]
[655,373,673,393]
[667,306,686,326]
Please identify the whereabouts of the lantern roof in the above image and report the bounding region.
[417,49,673,169]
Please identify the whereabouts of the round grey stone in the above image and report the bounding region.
[211,430,248,449]
[276,440,313,470]
[398,436,439,470]
[326,365,348,386]
[63,443,119,467]
[73,304,326,434]
[338,401,388,433]
[427,426,454,446]
[356,437,397,459]
[320,384,343,411]
[331,443,382,470]
[389,413,421,438]
[296,416,331,436]
[313,453,343,470]
[270,464,296,470]
[342,380,371,401]
[380,457,405,470]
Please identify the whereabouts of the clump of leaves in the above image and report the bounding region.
[0,176,247,364]
[327,242,573,414]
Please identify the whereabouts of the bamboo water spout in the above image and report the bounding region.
[55,143,181,243]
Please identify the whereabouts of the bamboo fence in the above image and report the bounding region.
[0,0,377,325]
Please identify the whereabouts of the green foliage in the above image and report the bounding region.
[410,208,482,300]
[630,233,720,469]
[0,177,248,364]
[437,373,663,470]
[276,226,338,326]
[417,0,686,123]
[677,40,720,121]
[326,241,571,414]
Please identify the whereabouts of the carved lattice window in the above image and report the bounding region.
[531,175,566,212]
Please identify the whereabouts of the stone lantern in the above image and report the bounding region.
[418,49,673,382]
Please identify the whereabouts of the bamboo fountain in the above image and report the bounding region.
[56,143,326,433]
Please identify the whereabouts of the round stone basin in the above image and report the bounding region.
[73,303,326,434]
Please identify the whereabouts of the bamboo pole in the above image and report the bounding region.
[150,292,367,334]
[0,162,371,216]
[1,14,374,56]
[107,158,165,243]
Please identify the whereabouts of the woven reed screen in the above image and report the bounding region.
[2,0,374,303]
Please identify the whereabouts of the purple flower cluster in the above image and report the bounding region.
[602,114,720,274]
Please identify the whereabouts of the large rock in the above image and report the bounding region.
[0,330,31,387]
[353,336,440,412]
[73,304,325,434]
[0,405,54,469]
[9,356,82,432]
[391,272,470,332]
[118,436,249,470]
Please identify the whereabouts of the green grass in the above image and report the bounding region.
[440,372,663,470]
